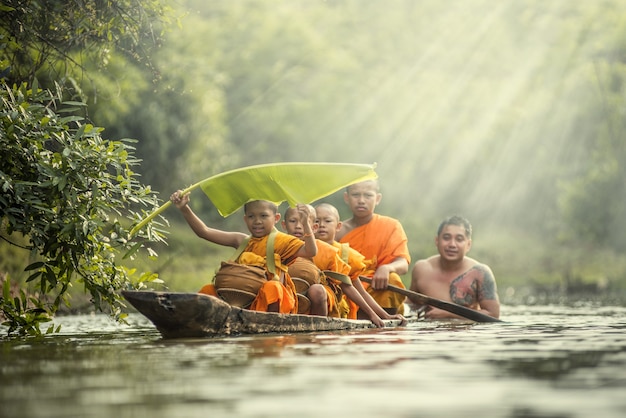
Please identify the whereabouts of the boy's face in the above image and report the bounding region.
[344,181,381,218]
[435,224,472,262]
[243,201,280,238]
[282,207,317,239]
[314,206,340,243]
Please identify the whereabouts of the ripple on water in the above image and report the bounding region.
[1,306,626,418]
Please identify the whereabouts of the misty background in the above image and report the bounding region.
[16,0,626,294]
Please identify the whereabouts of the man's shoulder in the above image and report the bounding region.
[467,258,495,276]
[411,257,439,286]
[465,256,488,269]
[414,255,439,269]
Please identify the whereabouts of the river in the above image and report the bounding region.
[1,303,625,418]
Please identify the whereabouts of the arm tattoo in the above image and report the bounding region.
[449,265,497,306]
[449,270,478,306]
[475,265,497,301]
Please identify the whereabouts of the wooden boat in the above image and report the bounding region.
[122,290,408,339]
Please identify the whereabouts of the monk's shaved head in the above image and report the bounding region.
[346,179,379,193]
[315,203,340,221]
[244,200,278,214]
[284,204,316,222]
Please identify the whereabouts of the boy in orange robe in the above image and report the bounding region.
[336,180,410,316]
[170,190,317,314]
[315,203,405,324]
[282,205,341,317]
[283,205,387,327]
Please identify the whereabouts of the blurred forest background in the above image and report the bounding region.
[4,0,626,305]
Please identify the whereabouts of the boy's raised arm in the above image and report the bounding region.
[294,203,317,258]
[171,190,246,248]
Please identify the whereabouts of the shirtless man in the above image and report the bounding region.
[409,216,500,319]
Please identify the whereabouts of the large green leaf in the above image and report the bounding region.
[130,162,377,236]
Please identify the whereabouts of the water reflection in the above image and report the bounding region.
[0,305,625,418]
[491,350,607,379]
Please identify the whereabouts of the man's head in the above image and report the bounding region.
[435,215,472,262]
[437,215,472,239]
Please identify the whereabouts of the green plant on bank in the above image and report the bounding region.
[1,273,59,335]
[0,81,166,336]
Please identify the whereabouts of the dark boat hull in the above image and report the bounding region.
[122,290,403,338]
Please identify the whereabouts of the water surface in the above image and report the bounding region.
[1,304,625,418]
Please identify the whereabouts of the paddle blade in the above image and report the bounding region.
[323,270,353,285]
[358,276,502,323]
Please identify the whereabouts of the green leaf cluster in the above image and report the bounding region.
[0,0,173,87]
[0,81,165,336]
[1,273,58,336]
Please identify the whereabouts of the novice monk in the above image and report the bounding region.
[283,205,386,327]
[409,215,500,319]
[170,190,317,314]
[315,203,405,324]
[336,180,410,316]
[281,205,329,316]
[282,205,343,318]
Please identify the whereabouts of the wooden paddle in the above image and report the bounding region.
[358,276,503,323]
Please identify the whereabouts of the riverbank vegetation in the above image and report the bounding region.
[3,0,626,334]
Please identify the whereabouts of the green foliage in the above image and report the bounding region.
[559,158,626,250]
[1,274,59,336]
[0,0,173,87]
[93,10,234,204]
[0,81,165,336]
[557,56,626,250]
[0,0,176,336]
[122,221,235,294]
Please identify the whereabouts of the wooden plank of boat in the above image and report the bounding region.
[122,290,406,339]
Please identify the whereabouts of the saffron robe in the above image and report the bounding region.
[199,231,303,314]
[289,240,351,317]
[332,241,367,319]
[339,214,410,310]
[311,239,351,318]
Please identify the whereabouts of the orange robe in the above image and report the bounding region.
[339,214,410,310]
[310,239,351,317]
[199,231,303,314]
[332,241,367,319]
